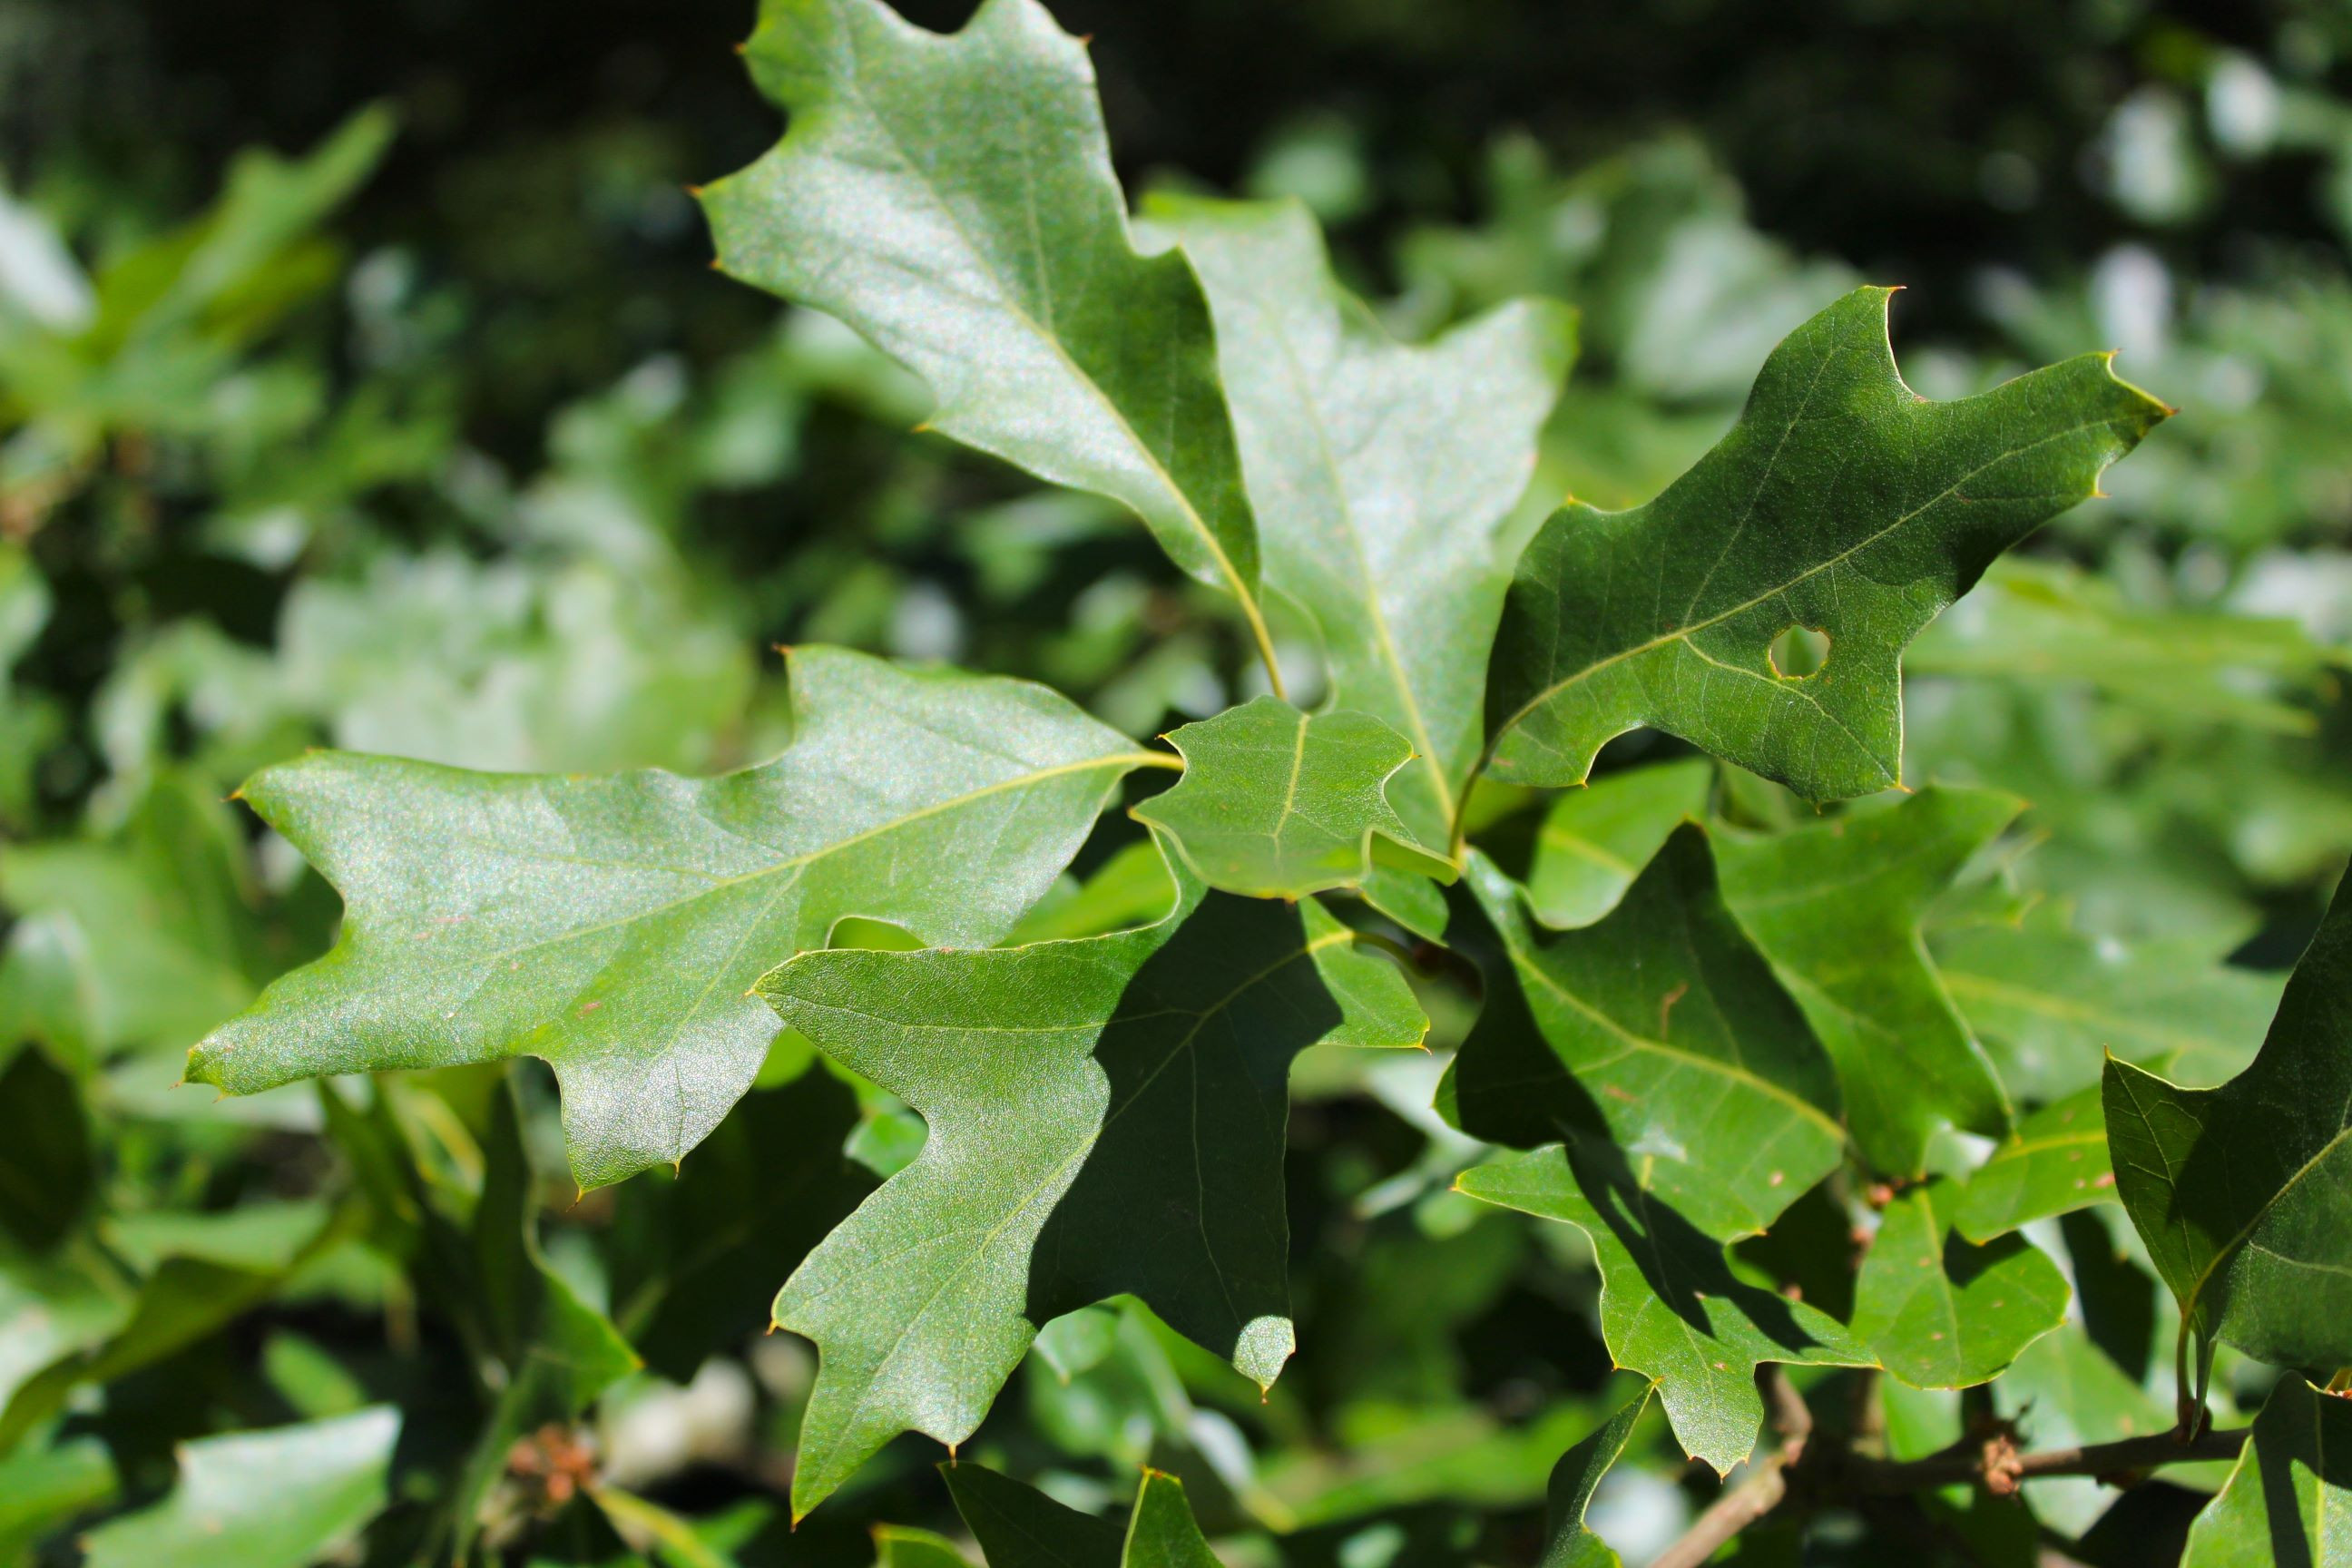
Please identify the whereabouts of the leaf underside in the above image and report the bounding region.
[701,0,1271,652]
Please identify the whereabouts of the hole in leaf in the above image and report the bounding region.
[1767,625,1831,680]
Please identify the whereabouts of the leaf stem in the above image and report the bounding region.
[1239,597,1289,703]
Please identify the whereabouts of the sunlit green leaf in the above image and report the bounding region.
[1524,759,1711,930]
[1456,1142,1873,1475]
[1444,828,1843,1237]
[1851,1179,2068,1388]
[1541,1384,1654,1568]
[187,648,1151,1189]
[702,0,1280,673]
[1955,1087,2112,1241]
[1146,194,1573,846]
[2179,1377,2352,1568]
[1132,697,1446,899]
[1484,287,2169,800]
[1931,908,2280,1103]
[1716,787,2020,1177]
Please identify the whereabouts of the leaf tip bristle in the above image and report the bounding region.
[682,182,704,199]
[910,421,933,434]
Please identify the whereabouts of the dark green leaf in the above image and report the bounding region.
[0,1048,91,1250]
[79,1406,398,1568]
[1524,759,1712,929]
[0,1226,344,1450]
[1850,1179,2068,1388]
[1446,827,1844,1237]
[1955,1087,2112,1241]
[607,1069,871,1381]
[1132,698,1447,899]
[1483,286,2169,800]
[2104,873,2352,1370]
[1146,194,1573,847]
[1541,1384,1654,1568]
[702,0,1280,674]
[1715,787,2021,1177]
[756,846,1424,1515]
[1456,1143,1872,1475]
[187,648,1152,1189]
[2179,1377,2352,1568]
[945,1462,1123,1564]
[943,1464,1223,1568]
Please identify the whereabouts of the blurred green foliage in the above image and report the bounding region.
[3,0,2350,1563]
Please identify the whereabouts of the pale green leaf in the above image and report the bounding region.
[1931,908,2281,1103]
[1910,555,2337,734]
[1524,759,1711,930]
[755,843,1425,1516]
[1145,194,1573,846]
[2104,873,2352,1370]
[0,1435,115,1562]
[1540,1384,1654,1568]
[186,647,1151,1189]
[1444,827,1844,1238]
[79,1406,398,1568]
[1851,1178,2068,1389]
[593,1485,743,1568]
[2180,1377,2352,1568]
[701,0,1279,671]
[1715,787,2021,1177]
[1456,1143,1873,1475]
[1483,286,2170,800]
[1132,697,1446,900]
[1955,1087,2113,1242]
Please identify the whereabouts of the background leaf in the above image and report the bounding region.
[78,1406,398,1568]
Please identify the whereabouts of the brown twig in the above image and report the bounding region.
[1651,1377,2248,1568]
[1847,1422,2248,1494]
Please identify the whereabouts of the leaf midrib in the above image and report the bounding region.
[808,11,1281,686]
[328,752,1163,981]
